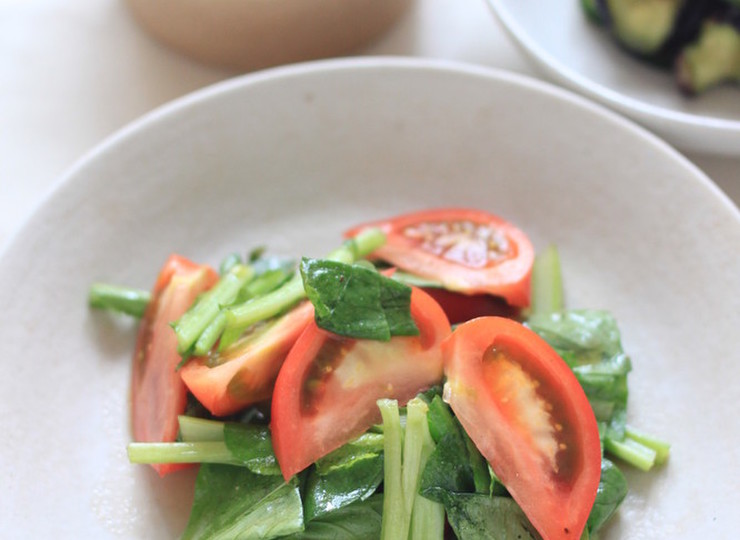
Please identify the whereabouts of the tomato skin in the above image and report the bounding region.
[180,302,314,417]
[345,208,534,307]
[443,317,601,540]
[131,255,218,476]
[271,287,451,481]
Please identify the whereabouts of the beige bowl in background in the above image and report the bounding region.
[125,0,412,71]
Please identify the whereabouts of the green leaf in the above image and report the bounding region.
[303,454,384,522]
[442,494,541,540]
[284,495,384,540]
[314,433,385,475]
[420,431,477,502]
[182,464,303,540]
[300,258,419,341]
[223,423,281,476]
[587,459,628,534]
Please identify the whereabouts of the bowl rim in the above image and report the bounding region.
[2,56,737,260]
[486,0,740,132]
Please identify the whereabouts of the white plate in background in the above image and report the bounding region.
[487,0,740,156]
[0,58,738,538]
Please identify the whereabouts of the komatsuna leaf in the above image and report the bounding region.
[223,423,281,476]
[314,433,384,475]
[284,495,384,540]
[182,464,303,540]
[303,453,384,522]
[300,258,419,341]
[443,493,541,540]
[587,458,628,534]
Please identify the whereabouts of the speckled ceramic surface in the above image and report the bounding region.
[486,0,740,156]
[0,58,738,538]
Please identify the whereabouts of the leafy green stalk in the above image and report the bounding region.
[88,283,150,317]
[178,415,226,442]
[193,312,228,355]
[530,244,564,316]
[127,441,240,465]
[378,399,407,540]
[408,400,445,540]
[220,228,385,349]
[625,426,670,465]
[604,436,656,471]
[402,399,429,520]
[173,264,255,354]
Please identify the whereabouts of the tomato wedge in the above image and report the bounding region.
[180,302,314,417]
[345,208,534,307]
[131,255,218,476]
[271,287,450,481]
[443,317,601,540]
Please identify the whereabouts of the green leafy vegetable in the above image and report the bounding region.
[303,453,383,522]
[587,458,628,535]
[283,495,384,540]
[221,228,386,349]
[314,433,385,474]
[442,494,540,540]
[223,423,281,475]
[127,418,281,475]
[420,398,491,502]
[182,464,304,540]
[300,258,419,341]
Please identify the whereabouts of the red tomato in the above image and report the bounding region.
[271,287,451,481]
[443,317,601,540]
[180,302,314,417]
[131,255,218,476]
[345,208,535,308]
[421,287,521,325]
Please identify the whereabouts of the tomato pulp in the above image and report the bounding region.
[345,208,534,307]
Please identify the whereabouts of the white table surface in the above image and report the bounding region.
[1,0,738,250]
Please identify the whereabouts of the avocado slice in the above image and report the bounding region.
[676,17,740,94]
[606,0,684,54]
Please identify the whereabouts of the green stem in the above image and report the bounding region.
[402,399,428,521]
[88,283,150,317]
[127,441,240,465]
[604,436,656,471]
[193,312,228,355]
[378,399,407,540]
[178,416,226,442]
[530,244,564,316]
[173,264,255,354]
[221,228,385,350]
[409,399,445,540]
[625,426,670,465]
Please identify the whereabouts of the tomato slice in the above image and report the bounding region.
[271,287,451,480]
[180,302,314,417]
[345,208,535,307]
[443,317,601,540]
[131,255,218,476]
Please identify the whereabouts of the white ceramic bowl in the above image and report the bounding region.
[125,0,412,71]
[1,58,738,538]
[486,0,740,156]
